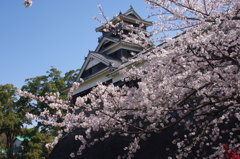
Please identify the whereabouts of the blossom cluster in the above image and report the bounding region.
[24,0,32,8]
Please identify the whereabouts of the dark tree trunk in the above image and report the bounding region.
[6,132,15,159]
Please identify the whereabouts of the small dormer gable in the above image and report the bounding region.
[125,13,139,19]
[77,54,108,81]
[123,6,143,21]
[95,37,119,52]
[95,6,152,33]
[76,52,121,81]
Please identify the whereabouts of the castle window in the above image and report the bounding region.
[81,63,107,79]
[109,49,137,61]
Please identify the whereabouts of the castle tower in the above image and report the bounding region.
[73,7,152,99]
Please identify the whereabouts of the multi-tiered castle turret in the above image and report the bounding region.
[49,7,152,159]
[73,6,152,98]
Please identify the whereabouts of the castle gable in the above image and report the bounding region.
[95,37,119,52]
[76,52,121,81]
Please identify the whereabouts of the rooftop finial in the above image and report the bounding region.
[119,11,122,15]
[130,5,133,9]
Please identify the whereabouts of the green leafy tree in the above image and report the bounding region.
[19,128,53,159]
[21,67,79,128]
[18,67,79,157]
[0,68,79,159]
[0,84,29,159]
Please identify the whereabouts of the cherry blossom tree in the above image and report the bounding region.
[19,0,240,158]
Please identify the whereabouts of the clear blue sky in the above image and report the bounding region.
[0,0,150,88]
